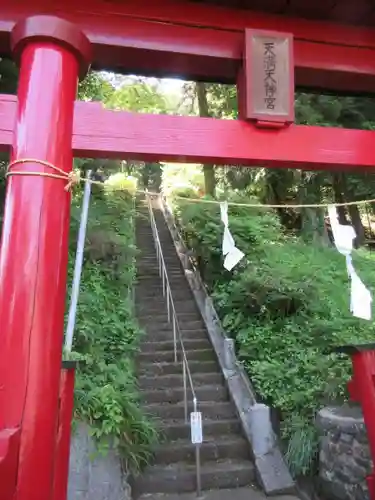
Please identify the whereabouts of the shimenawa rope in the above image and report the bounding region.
[6,158,375,210]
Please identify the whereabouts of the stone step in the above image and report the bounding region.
[138,348,216,364]
[137,261,180,269]
[139,360,219,377]
[136,270,182,279]
[136,292,194,304]
[142,329,209,342]
[140,255,179,261]
[140,338,211,353]
[144,401,236,420]
[132,459,255,495]
[139,255,180,262]
[136,302,199,316]
[136,260,180,268]
[136,275,183,284]
[139,372,223,390]
[136,272,182,280]
[137,262,182,271]
[138,311,202,322]
[136,228,170,235]
[135,295,195,306]
[137,269,183,276]
[137,488,297,500]
[159,418,241,441]
[136,287,192,299]
[154,435,250,465]
[136,240,169,248]
[136,276,184,284]
[138,319,204,333]
[141,384,228,404]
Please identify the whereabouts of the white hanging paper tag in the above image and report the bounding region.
[327,205,372,320]
[224,247,245,271]
[190,412,203,444]
[350,271,372,321]
[223,226,235,255]
[345,254,355,277]
[220,201,229,227]
[334,224,356,256]
[219,201,244,271]
[328,205,356,256]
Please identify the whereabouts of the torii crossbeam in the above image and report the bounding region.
[0,94,375,171]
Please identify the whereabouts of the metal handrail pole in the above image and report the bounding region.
[183,361,188,423]
[196,438,202,497]
[65,170,92,352]
[167,287,171,322]
[193,397,202,497]
[173,315,177,363]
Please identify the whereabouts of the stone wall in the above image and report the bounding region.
[316,406,372,500]
[68,423,131,500]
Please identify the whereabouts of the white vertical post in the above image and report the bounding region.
[162,271,166,296]
[65,170,92,352]
[173,315,177,363]
[183,362,188,423]
[167,291,171,322]
[193,398,202,497]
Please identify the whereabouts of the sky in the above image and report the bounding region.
[158,77,185,95]
[101,71,186,98]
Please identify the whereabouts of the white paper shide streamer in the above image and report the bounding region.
[328,205,372,320]
[220,202,244,271]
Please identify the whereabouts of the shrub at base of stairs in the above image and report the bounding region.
[172,193,375,476]
[66,189,158,474]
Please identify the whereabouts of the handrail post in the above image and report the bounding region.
[193,398,202,498]
[167,290,171,322]
[173,316,177,363]
[183,362,188,423]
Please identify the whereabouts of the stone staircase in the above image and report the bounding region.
[133,202,257,498]
[133,202,299,500]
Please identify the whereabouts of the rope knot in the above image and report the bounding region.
[5,159,90,192]
[65,170,81,191]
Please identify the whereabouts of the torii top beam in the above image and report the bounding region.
[0,94,374,172]
[2,0,375,94]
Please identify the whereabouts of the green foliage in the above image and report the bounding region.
[162,163,205,198]
[68,188,158,472]
[78,71,115,102]
[104,173,138,194]
[173,193,375,475]
[0,58,18,94]
[106,80,168,113]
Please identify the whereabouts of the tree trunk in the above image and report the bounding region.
[339,173,366,247]
[265,169,297,229]
[299,172,330,246]
[331,173,349,225]
[196,82,216,197]
[348,204,365,247]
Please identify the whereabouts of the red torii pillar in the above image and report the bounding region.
[0,16,90,500]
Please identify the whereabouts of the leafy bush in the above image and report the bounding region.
[67,187,158,473]
[104,173,138,194]
[162,163,204,198]
[173,193,375,476]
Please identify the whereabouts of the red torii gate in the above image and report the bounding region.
[1,1,375,499]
